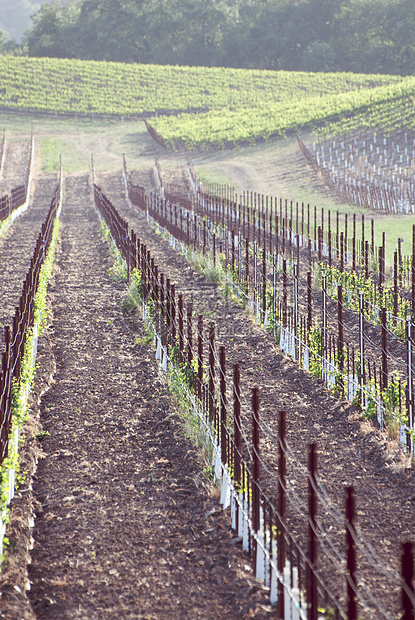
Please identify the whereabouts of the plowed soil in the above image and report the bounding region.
[0,140,31,195]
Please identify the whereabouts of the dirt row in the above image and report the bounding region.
[0,173,58,349]
[98,167,415,619]
[0,172,273,619]
[0,140,31,196]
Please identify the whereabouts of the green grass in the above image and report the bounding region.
[1,112,151,173]
[196,166,236,188]
[40,138,61,172]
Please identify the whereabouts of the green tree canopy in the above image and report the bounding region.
[20,0,415,75]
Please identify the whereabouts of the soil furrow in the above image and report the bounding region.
[98,169,415,618]
[25,173,271,619]
[0,141,31,196]
[0,174,57,346]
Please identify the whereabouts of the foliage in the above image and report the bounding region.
[0,54,408,149]
[99,219,127,281]
[325,264,409,339]
[16,0,415,77]
[122,268,142,311]
[308,321,322,378]
[0,216,61,537]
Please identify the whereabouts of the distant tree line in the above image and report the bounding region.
[5,0,415,75]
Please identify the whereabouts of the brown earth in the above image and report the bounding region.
[0,140,31,195]
[0,173,58,348]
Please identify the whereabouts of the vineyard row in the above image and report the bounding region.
[125,157,415,453]
[93,179,415,619]
[298,133,415,214]
[0,170,63,558]
[0,136,34,234]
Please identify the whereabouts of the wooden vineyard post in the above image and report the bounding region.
[178,294,184,364]
[277,411,287,619]
[127,235,130,283]
[294,262,299,361]
[346,486,357,620]
[352,213,356,272]
[273,252,277,337]
[251,387,260,571]
[233,363,241,535]
[399,236,403,287]
[307,443,318,620]
[361,214,365,264]
[359,290,365,411]
[344,213,348,261]
[213,233,216,266]
[322,270,327,380]
[283,259,287,328]
[412,225,415,325]
[282,218,286,256]
[262,249,266,323]
[238,232,242,286]
[401,542,415,620]
[394,251,399,320]
[187,303,193,384]
[328,225,332,267]
[166,278,171,343]
[254,241,258,311]
[317,226,323,263]
[336,210,339,259]
[381,307,388,398]
[407,314,414,454]
[379,245,384,290]
[160,273,165,346]
[275,214,279,257]
[208,322,215,423]
[219,346,227,465]
[231,230,235,273]
[197,315,203,400]
[171,284,176,344]
[338,284,344,396]
[307,271,312,340]
[245,238,250,296]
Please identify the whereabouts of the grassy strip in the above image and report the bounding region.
[40,138,61,173]
[99,218,128,281]
[0,217,61,559]
[0,213,13,240]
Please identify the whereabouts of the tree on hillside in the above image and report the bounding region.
[26,0,81,58]
[21,0,415,74]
